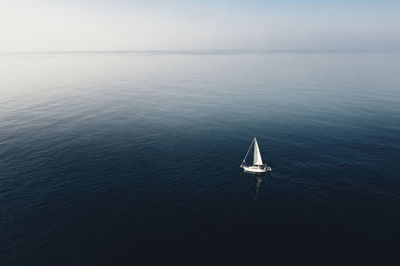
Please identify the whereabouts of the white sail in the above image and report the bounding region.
[253,138,263,166]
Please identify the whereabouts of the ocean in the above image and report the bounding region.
[1,51,400,265]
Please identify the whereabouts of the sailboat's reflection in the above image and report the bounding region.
[253,176,262,194]
[251,173,271,200]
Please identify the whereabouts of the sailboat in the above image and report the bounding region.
[240,137,272,174]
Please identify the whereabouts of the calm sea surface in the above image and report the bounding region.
[1,51,400,265]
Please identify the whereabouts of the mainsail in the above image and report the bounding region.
[253,138,263,166]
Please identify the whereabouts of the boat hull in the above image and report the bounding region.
[241,165,269,174]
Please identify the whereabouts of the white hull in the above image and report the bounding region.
[241,165,270,174]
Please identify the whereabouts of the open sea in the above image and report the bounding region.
[1,51,400,265]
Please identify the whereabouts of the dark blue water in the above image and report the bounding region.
[1,52,400,265]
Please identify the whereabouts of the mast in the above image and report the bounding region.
[253,137,263,166]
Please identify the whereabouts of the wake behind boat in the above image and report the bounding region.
[240,137,272,174]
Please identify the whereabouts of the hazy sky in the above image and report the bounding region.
[0,0,399,52]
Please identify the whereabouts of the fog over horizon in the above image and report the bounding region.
[1,0,399,53]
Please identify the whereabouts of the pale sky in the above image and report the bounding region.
[0,0,399,52]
